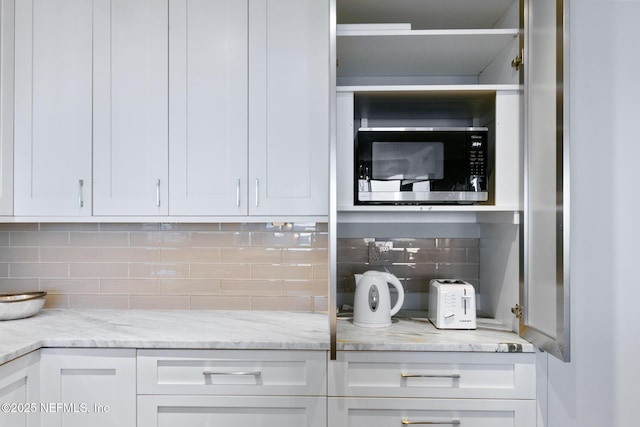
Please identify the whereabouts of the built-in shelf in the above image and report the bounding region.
[337,29,519,81]
[337,0,518,30]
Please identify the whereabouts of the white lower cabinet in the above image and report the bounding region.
[136,349,327,427]
[0,351,40,427]
[39,348,136,427]
[328,351,537,427]
[138,395,325,427]
[328,397,536,427]
[1,347,538,427]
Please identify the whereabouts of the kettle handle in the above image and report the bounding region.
[383,272,405,316]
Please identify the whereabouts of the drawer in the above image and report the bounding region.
[138,395,326,427]
[328,397,536,427]
[329,351,535,399]
[137,349,326,396]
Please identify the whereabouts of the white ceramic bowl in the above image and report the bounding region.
[0,292,47,320]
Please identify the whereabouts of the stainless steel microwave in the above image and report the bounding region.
[355,127,489,204]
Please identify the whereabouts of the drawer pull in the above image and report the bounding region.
[401,373,461,379]
[401,420,461,425]
[202,371,261,377]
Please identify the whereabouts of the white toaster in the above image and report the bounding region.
[428,279,477,329]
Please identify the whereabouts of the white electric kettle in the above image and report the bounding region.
[353,270,405,328]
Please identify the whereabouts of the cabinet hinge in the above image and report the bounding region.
[511,49,523,70]
[511,304,523,319]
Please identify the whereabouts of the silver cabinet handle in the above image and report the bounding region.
[255,178,259,207]
[156,179,161,207]
[401,420,461,425]
[236,179,241,207]
[202,371,261,377]
[78,179,84,208]
[401,373,461,379]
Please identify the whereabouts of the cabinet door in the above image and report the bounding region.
[40,348,136,427]
[138,349,327,396]
[520,0,570,362]
[248,0,329,216]
[168,0,248,215]
[93,0,169,216]
[0,351,40,427]
[14,0,92,216]
[328,397,536,427]
[138,395,326,427]
[0,0,14,215]
[329,351,535,400]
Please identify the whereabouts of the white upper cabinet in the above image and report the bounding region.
[170,0,329,217]
[168,0,248,216]
[8,0,329,219]
[336,0,519,86]
[248,0,329,216]
[0,0,14,216]
[93,0,169,216]
[14,0,93,216]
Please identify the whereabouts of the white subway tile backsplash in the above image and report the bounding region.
[190,295,251,310]
[0,222,327,312]
[129,263,190,279]
[40,247,101,262]
[10,262,69,278]
[337,237,479,311]
[160,279,221,295]
[220,247,282,264]
[100,279,160,294]
[40,279,100,294]
[10,231,69,247]
[69,262,129,278]
[220,280,283,296]
[68,294,129,309]
[70,232,129,247]
[0,247,40,262]
[189,231,251,247]
[190,263,252,280]
[251,264,313,280]
[251,296,313,311]
[160,247,221,263]
[130,295,191,310]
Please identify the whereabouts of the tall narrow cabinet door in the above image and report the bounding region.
[93,0,169,216]
[169,0,248,215]
[520,0,570,361]
[248,0,329,216]
[0,0,14,216]
[14,0,92,216]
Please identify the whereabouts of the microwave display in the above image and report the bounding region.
[355,127,489,204]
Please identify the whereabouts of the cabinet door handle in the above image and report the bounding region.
[255,178,259,207]
[401,373,461,379]
[78,179,84,208]
[156,179,161,207]
[202,371,261,377]
[401,420,461,425]
[236,179,241,207]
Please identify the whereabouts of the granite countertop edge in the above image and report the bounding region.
[0,309,535,366]
[0,309,330,365]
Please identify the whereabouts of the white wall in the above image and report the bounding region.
[546,1,640,426]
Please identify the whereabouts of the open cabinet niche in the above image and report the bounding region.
[336,219,521,335]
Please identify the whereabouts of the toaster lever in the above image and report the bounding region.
[462,295,472,314]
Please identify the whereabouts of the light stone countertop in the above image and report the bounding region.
[0,309,534,366]
[0,309,330,365]
[336,312,535,353]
